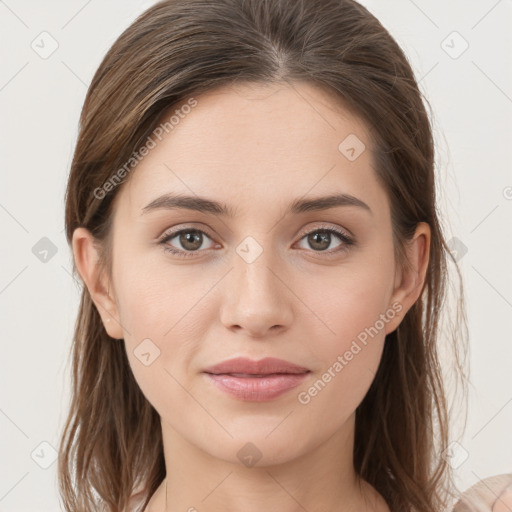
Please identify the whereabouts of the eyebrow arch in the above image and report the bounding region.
[141,192,372,217]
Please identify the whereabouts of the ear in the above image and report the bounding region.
[71,227,124,340]
[385,222,431,335]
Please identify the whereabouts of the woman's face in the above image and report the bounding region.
[81,81,428,466]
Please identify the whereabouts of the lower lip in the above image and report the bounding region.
[204,372,310,402]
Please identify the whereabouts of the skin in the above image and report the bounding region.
[72,81,431,512]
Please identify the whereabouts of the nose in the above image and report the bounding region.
[219,246,293,338]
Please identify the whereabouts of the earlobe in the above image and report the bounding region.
[385,222,431,335]
[71,227,123,339]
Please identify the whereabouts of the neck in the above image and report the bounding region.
[149,413,387,512]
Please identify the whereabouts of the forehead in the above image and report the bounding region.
[117,80,386,218]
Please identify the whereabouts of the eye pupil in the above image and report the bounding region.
[308,231,330,251]
[180,230,203,251]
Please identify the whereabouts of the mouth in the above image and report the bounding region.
[203,370,310,402]
[202,357,311,401]
[203,356,310,376]
[204,372,309,377]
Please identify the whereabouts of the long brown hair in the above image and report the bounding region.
[59,0,469,510]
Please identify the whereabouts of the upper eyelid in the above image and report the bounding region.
[159,224,216,242]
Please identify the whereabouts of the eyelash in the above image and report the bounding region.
[158,225,355,259]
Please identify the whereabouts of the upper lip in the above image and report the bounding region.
[203,357,310,375]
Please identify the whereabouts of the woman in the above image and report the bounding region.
[58,0,480,510]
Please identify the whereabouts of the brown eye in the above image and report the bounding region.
[306,230,333,251]
[176,230,204,251]
[160,228,216,257]
[296,227,354,253]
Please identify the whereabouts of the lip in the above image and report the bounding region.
[203,357,310,402]
[203,357,310,375]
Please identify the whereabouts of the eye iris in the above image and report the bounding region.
[180,230,203,251]
[308,230,331,251]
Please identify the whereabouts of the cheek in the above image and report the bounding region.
[308,262,393,352]
[114,272,192,415]
[310,291,387,400]
[113,251,207,341]
[111,255,214,404]
[294,261,393,412]
[294,289,389,432]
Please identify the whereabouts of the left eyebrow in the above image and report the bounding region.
[141,192,372,217]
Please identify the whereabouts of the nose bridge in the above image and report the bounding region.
[233,236,283,308]
[220,235,292,336]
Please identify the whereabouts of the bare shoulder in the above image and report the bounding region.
[452,474,512,512]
